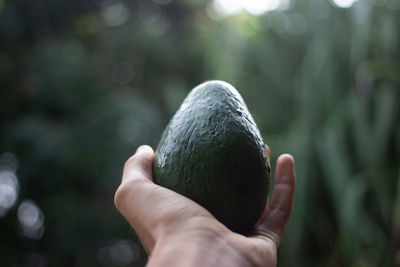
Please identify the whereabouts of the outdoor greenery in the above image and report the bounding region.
[0,0,399,266]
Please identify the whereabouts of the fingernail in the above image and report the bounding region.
[278,154,295,170]
[136,145,147,153]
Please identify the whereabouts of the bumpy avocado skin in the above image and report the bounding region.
[153,80,270,234]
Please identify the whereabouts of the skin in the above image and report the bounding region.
[114,145,296,267]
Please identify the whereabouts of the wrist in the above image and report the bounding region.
[147,224,250,267]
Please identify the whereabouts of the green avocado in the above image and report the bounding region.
[153,80,270,234]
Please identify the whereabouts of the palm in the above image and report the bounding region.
[115,145,295,267]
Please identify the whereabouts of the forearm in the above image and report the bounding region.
[147,233,252,267]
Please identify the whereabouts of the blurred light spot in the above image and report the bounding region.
[147,16,170,36]
[330,0,358,8]
[212,0,290,16]
[309,0,330,20]
[0,169,19,217]
[61,39,84,63]
[277,0,291,10]
[206,2,224,20]
[152,0,171,5]
[0,152,18,171]
[353,0,370,25]
[137,3,170,36]
[245,0,280,15]
[18,200,45,240]
[24,252,46,267]
[212,0,242,16]
[97,239,139,265]
[101,0,130,27]
[110,240,135,265]
[137,3,162,24]
[111,61,135,85]
[286,13,307,35]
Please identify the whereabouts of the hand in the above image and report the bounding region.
[115,145,296,267]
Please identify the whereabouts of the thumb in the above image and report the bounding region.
[122,145,155,183]
[115,145,210,254]
[115,145,157,253]
[253,154,296,248]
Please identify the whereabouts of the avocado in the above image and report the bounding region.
[153,80,270,234]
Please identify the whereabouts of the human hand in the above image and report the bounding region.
[114,145,296,267]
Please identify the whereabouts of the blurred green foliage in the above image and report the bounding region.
[0,0,399,266]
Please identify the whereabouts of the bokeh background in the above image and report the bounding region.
[0,0,399,266]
